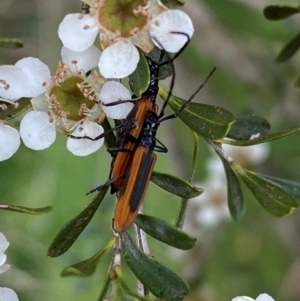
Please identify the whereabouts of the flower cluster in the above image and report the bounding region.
[0,0,194,161]
[0,232,18,301]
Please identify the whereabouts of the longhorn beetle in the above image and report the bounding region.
[113,67,216,232]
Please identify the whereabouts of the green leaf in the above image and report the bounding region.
[160,0,184,9]
[218,127,300,146]
[121,232,189,301]
[256,175,300,203]
[97,264,112,301]
[129,49,150,97]
[162,89,236,139]
[0,204,52,215]
[227,114,270,140]
[61,236,116,277]
[151,171,203,198]
[0,98,32,127]
[233,163,298,217]
[47,186,109,257]
[101,117,117,149]
[277,31,300,63]
[0,37,23,49]
[263,5,300,20]
[219,158,244,220]
[135,214,196,249]
[112,266,160,301]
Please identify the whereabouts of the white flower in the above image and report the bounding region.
[232,293,275,301]
[58,0,194,78]
[0,57,51,161]
[17,46,133,156]
[0,58,50,101]
[0,232,10,274]
[0,233,19,301]
[0,288,19,301]
[0,123,21,161]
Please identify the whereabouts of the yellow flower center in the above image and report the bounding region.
[98,0,148,38]
[50,76,95,121]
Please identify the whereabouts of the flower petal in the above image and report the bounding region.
[0,287,19,301]
[150,10,194,53]
[61,45,101,73]
[31,94,49,112]
[0,233,9,254]
[256,294,275,301]
[0,253,7,267]
[99,41,139,78]
[15,58,50,97]
[99,81,133,119]
[67,122,104,156]
[232,297,255,301]
[58,13,98,52]
[0,263,10,274]
[20,111,56,150]
[0,124,21,161]
[0,66,28,100]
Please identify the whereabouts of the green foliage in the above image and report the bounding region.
[61,237,116,277]
[263,5,300,21]
[151,171,203,198]
[121,232,189,301]
[135,214,196,249]
[0,37,23,49]
[0,98,32,128]
[227,114,270,140]
[2,1,300,301]
[129,49,150,97]
[233,162,299,217]
[276,31,300,63]
[160,0,184,9]
[0,204,52,214]
[47,186,109,257]
[218,126,300,146]
[219,157,244,220]
[162,88,237,139]
[263,4,300,62]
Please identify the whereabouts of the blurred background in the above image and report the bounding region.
[1,0,300,300]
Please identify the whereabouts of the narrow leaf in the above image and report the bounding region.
[0,37,23,49]
[218,127,300,146]
[160,0,184,9]
[121,232,189,301]
[101,117,116,149]
[257,175,300,203]
[0,204,52,215]
[277,31,300,63]
[0,98,32,126]
[97,263,112,301]
[227,114,270,140]
[135,214,196,249]
[129,49,150,97]
[61,236,116,277]
[47,186,109,257]
[219,158,244,220]
[151,171,203,198]
[162,89,236,139]
[263,5,300,20]
[114,266,160,301]
[233,163,298,217]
